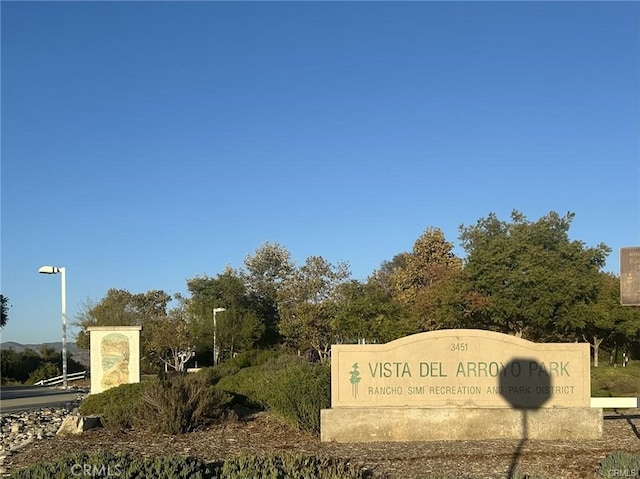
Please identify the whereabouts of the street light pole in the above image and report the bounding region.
[212,307,226,365]
[38,265,67,389]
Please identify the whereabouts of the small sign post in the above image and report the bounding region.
[620,247,640,306]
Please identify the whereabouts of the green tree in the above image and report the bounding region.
[567,272,640,366]
[2,348,41,383]
[390,227,466,331]
[1,294,10,329]
[74,288,172,350]
[370,254,408,297]
[333,279,413,344]
[74,288,173,374]
[459,210,610,339]
[1,347,19,383]
[27,362,61,385]
[145,298,197,372]
[278,256,350,361]
[242,242,295,344]
[186,268,265,363]
[393,227,462,304]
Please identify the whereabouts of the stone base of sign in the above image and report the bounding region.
[320,407,603,442]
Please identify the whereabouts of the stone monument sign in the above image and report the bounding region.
[620,247,640,306]
[321,329,602,442]
[87,326,142,394]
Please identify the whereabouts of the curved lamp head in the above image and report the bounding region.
[39,265,63,274]
[213,307,226,313]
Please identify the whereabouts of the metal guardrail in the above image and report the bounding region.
[34,370,87,386]
[590,397,640,408]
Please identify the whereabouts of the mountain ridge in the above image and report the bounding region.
[1,341,89,366]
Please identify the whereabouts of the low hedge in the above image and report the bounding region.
[598,451,640,478]
[216,354,330,433]
[11,451,372,479]
[79,375,230,434]
[78,382,148,430]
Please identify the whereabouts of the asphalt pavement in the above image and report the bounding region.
[0,385,86,414]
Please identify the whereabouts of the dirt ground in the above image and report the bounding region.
[6,408,640,478]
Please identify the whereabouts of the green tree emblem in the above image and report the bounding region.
[349,363,362,398]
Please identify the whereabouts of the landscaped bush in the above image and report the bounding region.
[140,374,231,434]
[10,451,214,479]
[78,382,149,430]
[11,451,371,479]
[215,365,272,408]
[201,349,282,385]
[216,354,331,433]
[264,361,331,433]
[598,451,640,478]
[26,362,61,385]
[220,452,372,479]
[591,363,640,397]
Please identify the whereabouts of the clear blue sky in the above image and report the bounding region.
[1,1,638,344]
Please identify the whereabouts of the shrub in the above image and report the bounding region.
[11,451,214,479]
[216,365,271,408]
[26,362,60,385]
[78,382,148,430]
[220,453,372,479]
[12,451,370,479]
[591,364,640,397]
[264,362,331,433]
[201,349,283,385]
[598,451,640,478]
[230,349,281,368]
[140,374,231,434]
[216,354,331,433]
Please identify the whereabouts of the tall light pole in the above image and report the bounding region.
[38,265,67,389]
[212,307,226,365]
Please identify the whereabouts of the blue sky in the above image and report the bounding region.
[1,1,638,344]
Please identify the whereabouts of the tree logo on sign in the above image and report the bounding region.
[349,363,362,399]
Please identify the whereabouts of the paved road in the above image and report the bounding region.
[0,385,85,414]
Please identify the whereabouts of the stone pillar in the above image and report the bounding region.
[87,326,142,394]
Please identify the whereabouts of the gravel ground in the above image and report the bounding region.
[5,408,640,478]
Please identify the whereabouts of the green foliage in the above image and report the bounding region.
[264,361,331,433]
[146,298,198,373]
[598,451,640,478]
[73,288,172,355]
[1,294,10,329]
[78,382,148,430]
[591,362,640,396]
[277,255,350,361]
[187,269,267,365]
[26,362,60,385]
[79,375,231,434]
[217,354,330,433]
[140,374,231,434]
[0,346,84,384]
[333,280,414,344]
[10,451,214,479]
[12,451,370,479]
[202,349,281,385]
[459,210,611,338]
[392,227,462,305]
[1,348,40,383]
[220,453,371,479]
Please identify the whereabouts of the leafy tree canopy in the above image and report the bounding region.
[74,288,172,350]
[459,210,611,338]
[1,294,10,329]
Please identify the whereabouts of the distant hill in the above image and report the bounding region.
[1,341,90,367]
